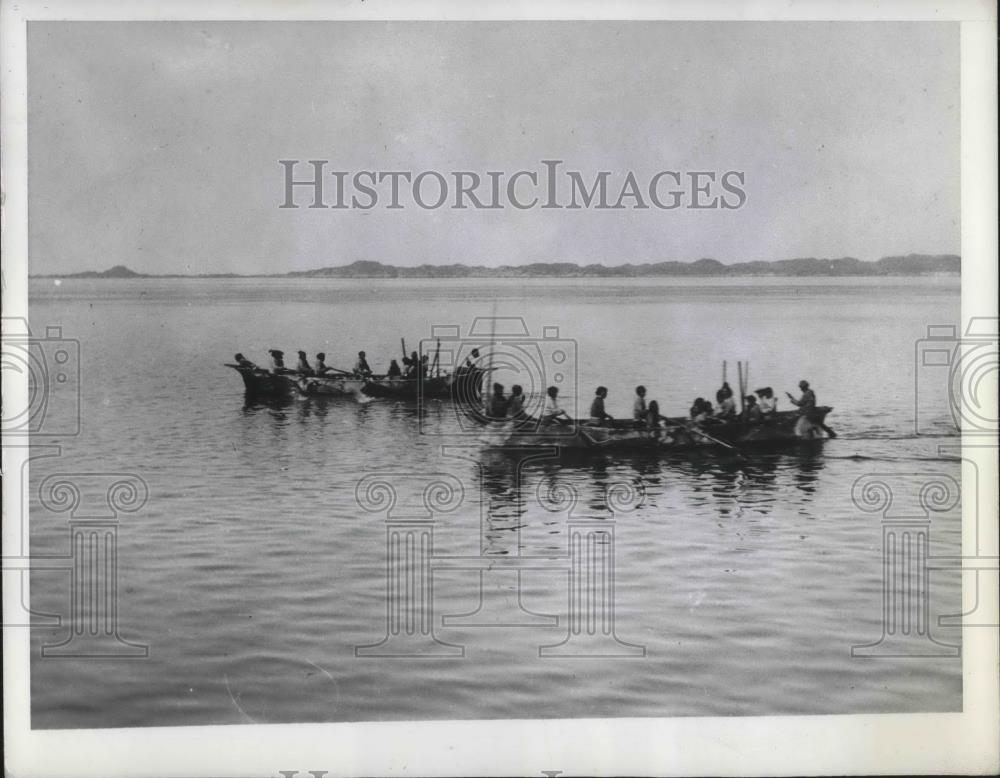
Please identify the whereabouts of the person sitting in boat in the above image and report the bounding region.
[690,397,706,419]
[296,351,315,376]
[589,386,614,425]
[420,354,430,378]
[387,359,402,378]
[786,380,816,411]
[647,399,669,428]
[507,384,526,420]
[234,353,258,370]
[487,383,508,418]
[715,382,737,418]
[755,387,777,414]
[354,351,373,378]
[633,385,648,425]
[268,349,290,374]
[402,350,420,378]
[542,386,572,425]
[463,348,481,370]
[743,395,763,424]
[692,398,720,425]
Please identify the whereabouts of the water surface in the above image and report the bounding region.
[27,275,963,727]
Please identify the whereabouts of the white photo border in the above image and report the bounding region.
[2,1,997,776]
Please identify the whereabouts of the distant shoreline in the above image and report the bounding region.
[30,254,960,280]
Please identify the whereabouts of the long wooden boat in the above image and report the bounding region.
[501,407,834,451]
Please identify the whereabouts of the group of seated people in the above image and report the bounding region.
[233,348,437,380]
[553,380,813,428]
[687,383,780,425]
[484,383,528,420]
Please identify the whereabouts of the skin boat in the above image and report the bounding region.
[225,364,297,397]
[500,407,835,451]
[361,375,453,399]
[294,374,367,397]
[227,364,485,402]
[361,366,486,401]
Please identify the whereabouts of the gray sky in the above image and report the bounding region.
[28,21,959,275]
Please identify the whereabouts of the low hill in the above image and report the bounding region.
[33,254,959,279]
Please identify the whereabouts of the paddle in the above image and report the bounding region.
[685,423,744,456]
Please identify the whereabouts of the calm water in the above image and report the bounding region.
[27,276,963,728]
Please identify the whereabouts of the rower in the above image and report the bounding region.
[297,351,315,376]
[647,399,668,428]
[354,351,373,378]
[692,398,716,424]
[542,386,571,425]
[268,349,288,373]
[743,395,763,424]
[716,382,736,418]
[403,350,420,378]
[633,385,648,425]
[234,353,257,370]
[315,352,329,375]
[589,386,614,425]
[507,385,526,419]
[487,383,508,418]
[387,359,402,378]
[755,387,777,414]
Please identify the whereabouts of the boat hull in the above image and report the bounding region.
[294,375,366,397]
[226,364,296,397]
[501,407,834,451]
[361,375,453,400]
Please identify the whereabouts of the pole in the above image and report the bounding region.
[432,338,441,378]
[737,361,745,414]
[401,338,407,359]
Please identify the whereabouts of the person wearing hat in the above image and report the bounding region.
[755,387,777,415]
[296,350,315,376]
[354,350,372,378]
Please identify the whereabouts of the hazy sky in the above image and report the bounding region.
[28,21,959,275]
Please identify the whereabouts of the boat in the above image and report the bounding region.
[361,375,453,400]
[226,363,485,402]
[295,374,367,397]
[360,366,487,401]
[225,364,297,397]
[500,407,835,451]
